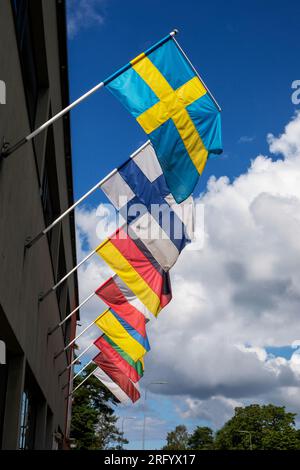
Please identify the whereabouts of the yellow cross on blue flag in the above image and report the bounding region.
[106,34,222,203]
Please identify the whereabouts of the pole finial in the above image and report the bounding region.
[170,29,179,36]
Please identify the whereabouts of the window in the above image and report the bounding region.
[41,125,60,242]
[41,124,69,320]
[56,236,67,317]
[63,295,71,345]
[0,354,9,447]
[45,407,54,450]
[12,0,39,128]
[19,390,36,450]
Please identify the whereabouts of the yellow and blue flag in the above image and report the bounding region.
[95,307,150,362]
[106,34,222,203]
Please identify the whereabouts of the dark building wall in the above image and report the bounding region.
[0,0,78,449]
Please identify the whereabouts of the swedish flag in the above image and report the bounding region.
[107,35,222,203]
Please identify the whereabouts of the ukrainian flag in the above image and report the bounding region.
[106,35,222,203]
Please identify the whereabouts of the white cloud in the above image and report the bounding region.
[75,112,300,428]
[67,0,106,39]
[177,396,243,429]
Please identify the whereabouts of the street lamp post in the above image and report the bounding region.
[121,416,136,434]
[120,416,136,450]
[238,430,253,450]
[142,381,168,450]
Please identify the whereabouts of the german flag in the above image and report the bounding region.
[96,226,172,317]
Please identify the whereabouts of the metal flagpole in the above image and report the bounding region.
[25,168,117,249]
[59,342,95,377]
[62,360,94,391]
[54,309,108,360]
[39,248,97,302]
[40,220,126,303]
[1,30,178,159]
[6,82,105,159]
[172,36,222,112]
[26,139,151,249]
[48,292,96,336]
[73,360,93,382]
[66,368,97,398]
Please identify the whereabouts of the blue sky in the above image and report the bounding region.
[68,0,300,201]
[67,0,300,450]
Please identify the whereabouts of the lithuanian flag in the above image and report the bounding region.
[94,335,144,383]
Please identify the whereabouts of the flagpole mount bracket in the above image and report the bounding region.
[25,236,32,247]
[0,138,10,161]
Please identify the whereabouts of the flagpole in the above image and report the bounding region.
[25,168,117,249]
[48,291,96,336]
[54,310,108,360]
[26,139,151,250]
[73,360,93,381]
[62,360,94,391]
[39,248,97,302]
[66,369,96,398]
[54,319,95,360]
[40,223,126,303]
[172,36,222,112]
[59,342,96,377]
[1,30,178,159]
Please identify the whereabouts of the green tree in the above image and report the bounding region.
[70,364,128,450]
[188,426,214,450]
[162,425,190,450]
[215,404,300,450]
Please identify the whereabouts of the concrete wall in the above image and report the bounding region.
[0,0,78,449]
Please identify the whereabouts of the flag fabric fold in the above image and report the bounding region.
[92,367,130,404]
[96,227,172,317]
[101,142,194,270]
[71,33,223,404]
[96,274,152,322]
[94,335,144,383]
[93,352,140,403]
[106,38,222,203]
[95,308,150,361]
[96,275,150,336]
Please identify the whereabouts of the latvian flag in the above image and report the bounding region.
[93,351,140,404]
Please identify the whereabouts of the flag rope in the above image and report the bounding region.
[171,36,221,112]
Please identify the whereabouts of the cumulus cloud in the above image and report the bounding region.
[75,112,300,428]
[177,396,243,429]
[67,0,106,39]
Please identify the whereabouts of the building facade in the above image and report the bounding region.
[0,0,78,449]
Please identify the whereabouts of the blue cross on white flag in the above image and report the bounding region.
[101,142,194,271]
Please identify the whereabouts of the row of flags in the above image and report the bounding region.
[74,32,222,404]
